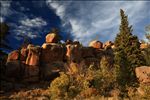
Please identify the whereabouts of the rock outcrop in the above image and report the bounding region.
[41,43,65,63]
[66,44,82,63]
[135,66,150,84]
[89,40,103,49]
[46,33,59,43]
[140,43,149,49]
[25,45,41,66]
[103,41,113,49]
[7,50,19,62]
[6,33,115,82]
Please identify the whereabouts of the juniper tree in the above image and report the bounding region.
[114,9,145,86]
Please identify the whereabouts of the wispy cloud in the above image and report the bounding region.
[0,1,48,40]
[20,17,47,27]
[0,0,12,22]
[46,1,150,45]
[13,17,47,39]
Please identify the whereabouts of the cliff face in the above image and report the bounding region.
[5,32,115,82]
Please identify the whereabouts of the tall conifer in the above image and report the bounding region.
[114,9,145,86]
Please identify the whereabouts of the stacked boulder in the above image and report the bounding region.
[66,41,82,63]
[6,45,41,82]
[6,33,116,82]
[24,45,41,82]
[40,42,65,80]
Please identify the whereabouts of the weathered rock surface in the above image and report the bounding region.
[103,41,114,49]
[23,65,39,82]
[46,33,59,43]
[89,40,103,49]
[25,46,41,66]
[66,44,82,63]
[81,47,95,58]
[7,50,19,62]
[5,61,24,78]
[20,48,27,61]
[41,61,64,80]
[41,43,65,63]
[140,43,149,49]
[83,57,100,68]
[135,66,150,84]
[5,38,115,82]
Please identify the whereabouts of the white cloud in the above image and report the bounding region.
[0,1,46,40]
[14,17,47,39]
[46,1,149,45]
[20,17,47,27]
[0,16,4,22]
[0,0,12,22]
[0,0,12,15]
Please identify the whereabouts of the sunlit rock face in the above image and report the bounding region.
[25,45,41,66]
[6,35,115,82]
[135,66,150,84]
[140,43,149,49]
[103,41,114,49]
[89,40,103,49]
[46,33,59,43]
[7,50,20,62]
[66,44,82,63]
[20,48,28,61]
[41,43,65,63]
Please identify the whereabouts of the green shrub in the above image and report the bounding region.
[49,61,117,99]
[49,72,70,99]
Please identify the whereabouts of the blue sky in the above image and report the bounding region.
[0,0,150,51]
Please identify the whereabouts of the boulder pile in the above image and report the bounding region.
[5,32,147,82]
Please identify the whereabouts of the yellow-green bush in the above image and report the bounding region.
[49,61,117,99]
[49,72,70,99]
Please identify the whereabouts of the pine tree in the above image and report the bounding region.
[114,9,145,86]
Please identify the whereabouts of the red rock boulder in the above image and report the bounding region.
[103,41,113,49]
[41,43,65,63]
[66,44,82,63]
[46,33,59,43]
[25,45,41,66]
[20,48,28,61]
[89,40,103,49]
[135,66,150,84]
[140,43,148,49]
[7,50,19,62]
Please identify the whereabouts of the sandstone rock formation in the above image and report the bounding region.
[26,45,41,66]
[41,43,65,63]
[5,33,116,82]
[7,50,19,62]
[6,60,24,78]
[89,40,103,49]
[46,33,59,43]
[81,47,95,58]
[66,44,82,63]
[103,41,114,49]
[140,43,149,49]
[20,48,27,61]
[135,66,150,84]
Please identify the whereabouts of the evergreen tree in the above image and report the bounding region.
[143,29,150,65]
[114,9,145,86]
